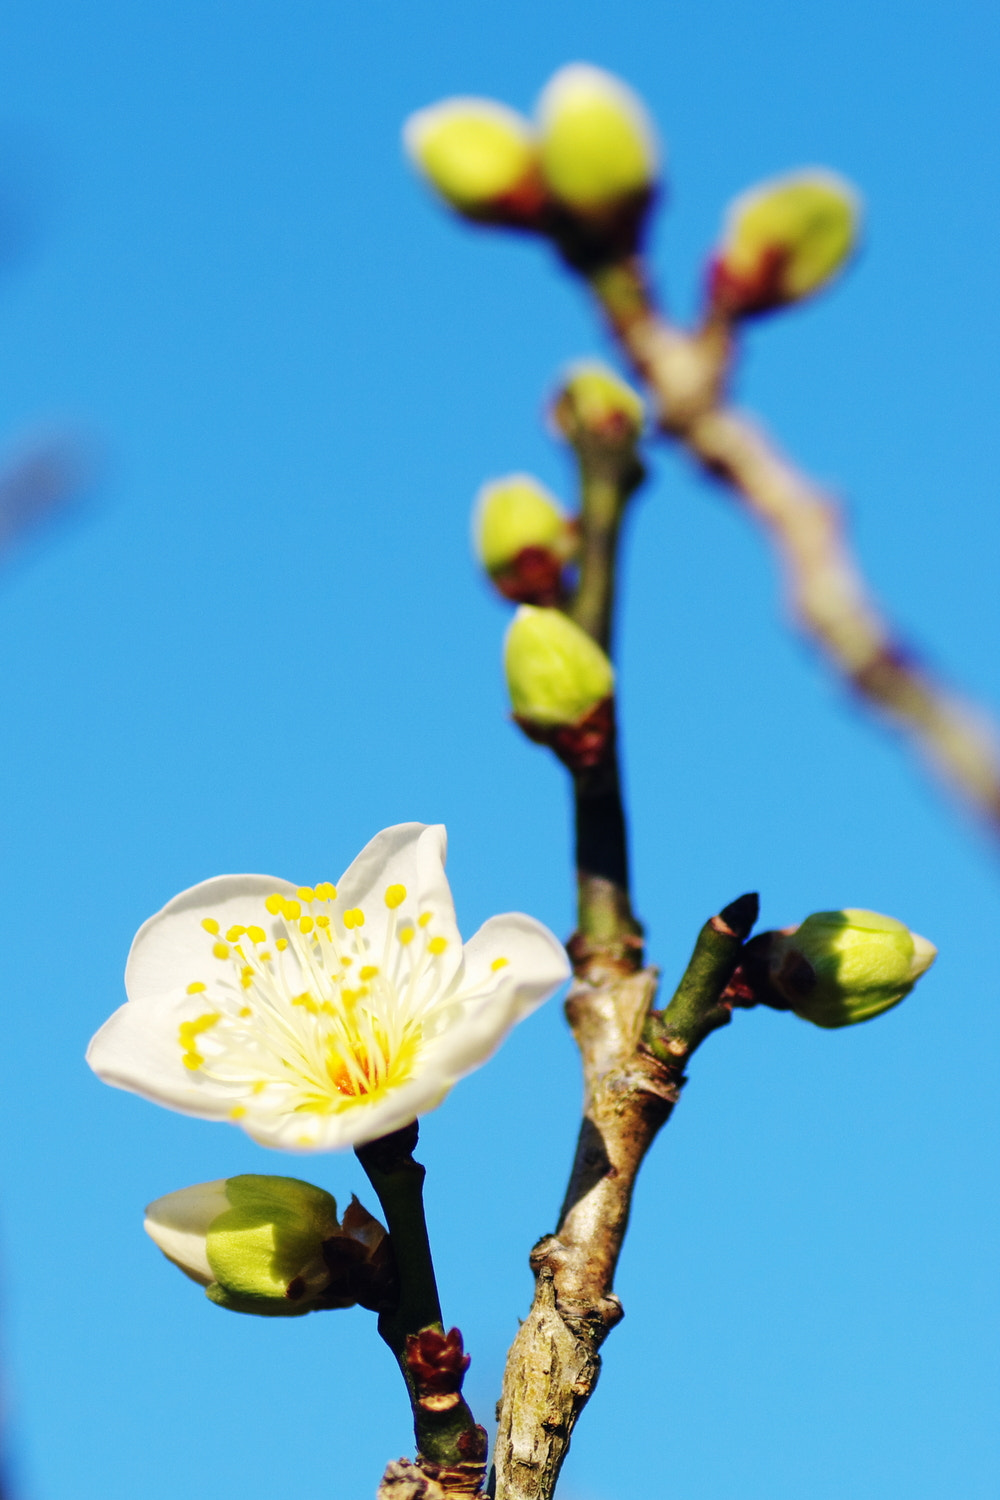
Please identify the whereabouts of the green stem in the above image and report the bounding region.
[644,892,760,1060]
[356,1124,483,1470]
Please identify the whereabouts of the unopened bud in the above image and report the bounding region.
[709,171,859,317]
[145,1175,394,1316]
[403,100,544,225]
[767,909,936,1029]
[474,475,575,605]
[536,65,659,219]
[552,361,645,450]
[505,605,613,732]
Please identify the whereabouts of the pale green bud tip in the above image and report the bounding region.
[145,1174,343,1314]
[474,475,570,572]
[554,361,645,444]
[404,99,538,214]
[716,171,859,310]
[537,64,659,213]
[773,908,936,1029]
[504,605,614,727]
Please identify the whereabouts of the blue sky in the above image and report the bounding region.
[0,2,997,1496]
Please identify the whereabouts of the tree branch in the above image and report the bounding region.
[586,255,1000,837]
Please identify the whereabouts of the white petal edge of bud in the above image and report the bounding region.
[144,1179,230,1285]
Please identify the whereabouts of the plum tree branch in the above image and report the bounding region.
[586,255,1000,839]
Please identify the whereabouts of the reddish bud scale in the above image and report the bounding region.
[405,1326,472,1397]
[492,545,566,606]
[469,168,551,230]
[515,694,616,772]
[707,244,793,319]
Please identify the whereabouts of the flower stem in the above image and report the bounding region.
[356,1124,486,1482]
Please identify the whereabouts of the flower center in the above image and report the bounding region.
[179,881,452,1120]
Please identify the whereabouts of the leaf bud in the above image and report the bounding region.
[536,65,659,220]
[504,607,615,769]
[709,170,859,317]
[551,361,645,452]
[144,1175,395,1316]
[767,909,936,1029]
[473,475,576,605]
[403,99,545,226]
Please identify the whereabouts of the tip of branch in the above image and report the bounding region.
[716,892,759,941]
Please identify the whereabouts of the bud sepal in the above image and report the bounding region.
[504,606,616,770]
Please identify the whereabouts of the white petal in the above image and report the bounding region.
[144,1180,229,1284]
[125,873,298,1002]
[238,1072,451,1153]
[87,991,236,1119]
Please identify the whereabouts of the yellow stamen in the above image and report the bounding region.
[299,915,314,934]
[398,926,415,946]
[264,894,284,915]
[276,938,288,951]
[212,941,230,960]
[186,981,207,994]
[229,1105,246,1120]
[251,1080,266,1095]
[297,886,315,903]
[281,898,301,921]
[491,956,509,971]
[316,882,337,901]
[343,907,365,929]
[428,936,447,955]
[359,965,379,980]
[418,912,432,928]
[385,884,407,909]
[316,914,330,928]
[201,918,220,935]
[239,1006,252,1018]
[246,925,266,944]
[226,925,246,942]
[260,949,272,961]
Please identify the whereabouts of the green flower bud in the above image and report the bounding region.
[536,64,659,217]
[144,1175,392,1316]
[710,171,859,317]
[473,475,575,605]
[504,605,613,728]
[768,909,936,1029]
[403,99,543,223]
[551,361,645,449]
[474,476,573,573]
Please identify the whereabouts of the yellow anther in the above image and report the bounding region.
[491,956,510,971]
[260,949,272,961]
[341,955,354,967]
[201,918,220,935]
[316,914,330,928]
[246,925,266,944]
[316,882,337,901]
[428,936,448,955]
[179,1013,220,1043]
[418,912,432,928]
[264,894,284,915]
[292,991,319,1014]
[229,1104,247,1120]
[226,925,246,942]
[239,1006,252,1018]
[212,941,230,960]
[398,926,416,946]
[359,965,379,980]
[186,981,207,994]
[384,884,407,909]
[342,987,361,1005]
[251,1080,266,1095]
[299,915,315,934]
[276,937,288,951]
[240,974,253,989]
[182,1052,203,1071]
[321,1001,337,1017]
[281,898,301,921]
[343,907,365,929]
[297,886,316,903]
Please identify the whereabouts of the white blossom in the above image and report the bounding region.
[88,824,569,1151]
